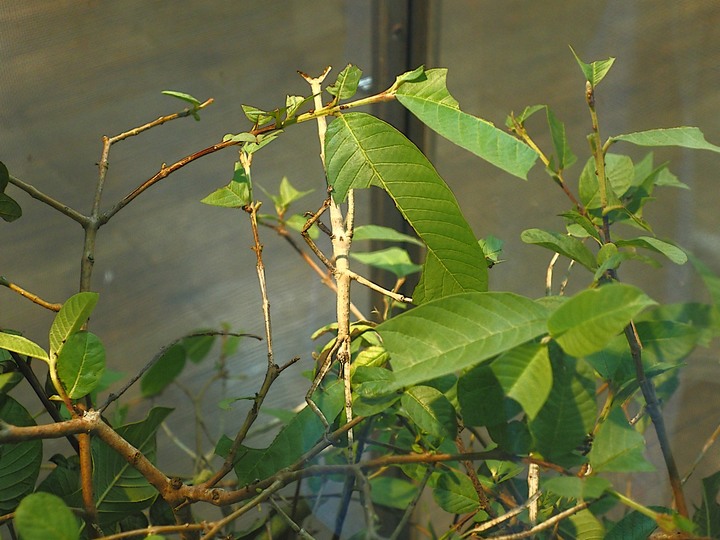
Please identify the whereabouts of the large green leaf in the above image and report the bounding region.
[92,407,172,526]
[14,492,80,540]
[370,476,419,510]
[377,292,549,394]
[393,69,537,179]
[458,364,521,427]
[325,112,488,302]
[491,342,552,421]
[432,468,479,514]
[529,351,596,465]
[0,396,43,513]
[548,283,657,357]
[615,237,687,265]
[589,407,654,472]
[400,385,457,440]
[57,331,106,399]
[0,332,49,362]
[610,127,720,153]
[521,228,597,270]
[49,292,99,359]
[606,508,663,540]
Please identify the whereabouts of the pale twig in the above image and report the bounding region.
[464,491,542,537]
[682,422,720,484]
[268,499,317,540]
[94,523,207,540]
[545,253,560,296]
[0,276,63,311]
[388,467,433,540]
[348,270,413,303]
[527,463,540,524]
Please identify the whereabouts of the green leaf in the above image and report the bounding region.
[478,234,504,266]
[458,364,521,427]
[221,381,345,485]
[579,154,635,211]
[544,476,611,500]
[548,283,657,357]
[49,292,99,359]
[352,224,424,246]
[325,112,488,302]
[400,385,457,440]
[394,69,537,179]
[378,292,549,394]
[560,509,606,540]
[201,161,251,207]
[0,160,8,191]
[392,65,426,87]
[161,90,201,107]
[350,247,421,278]
[432,469,479,514]
[182,333,215,363]
[610,127,720,153]
[689,254,720,308]
[693,471,720,537]
[491,342,552,421]
[506,104,545,128]
[265,176,313,215]
[606,508,663,540]
[0,371,22,392]
[521,228,597,270]
[370,476,418,510]
[529,351,596,465]
[0,332,49,361]
[92,407,172,526]
[222,132,258,143]
[326,64,362,100]
[140,344,186,397]
[570,46,615,86]
[56,331,106,399]
[14,493,80,540]
[0,396,43,513]
[241,104,275,126]
[0,192,22,222]
[615,237,687,265]
[546,107,576,170]
[589,407,654,472]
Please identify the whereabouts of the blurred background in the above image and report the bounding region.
[2,0,719,535]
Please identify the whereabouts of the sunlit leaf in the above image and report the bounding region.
[326,64,362,100]
[589,407,654,472]
[548,283,657,357]
[222,132,258,143]
[521,228,597,270]
[0,332,49,362]
[400,385,457,440]
[325,112,488,302]
[352,224,423,246]
[161,90,201,107]
[478,234,504,266]
[56,331,106,399]
[616,237,687,265]
[350,247,421,278]
[570,46,615,87]
[394,69,537,179]
[610,127,720,154]
[49,292,99,359]
[0,396,43,513]
[378,292,549,394]
[432,469,479,514]
[14,492,80,540]
[560,509,606,540]
[201,161,251,207]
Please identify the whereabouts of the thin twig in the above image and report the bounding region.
[388,467,433,540]
[0,277,63,311]
[483,500,588,540]
[8,175,88,225]
[465,491,542,536]
[682,422,720,484]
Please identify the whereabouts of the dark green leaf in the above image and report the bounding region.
[350,247,421,278]
[693,471,720,537]
[326,64,362,100]
[325,112,488,302]
[14,492,80,540]
[589,407,654,472]
[610,127,720,153]
[570,46,615,86]
[546,107,576,170]
[0,371,22,392]
[352,224,423,246]
[49,292,99,359]
[394,69,537,179]
[606,508,662,540]
[432,469,479,514]
[370,476,418,510]
[378,292,549,394]
[0,192,22,222]
[521,228,597,270]
[57,331,106,399]
[161,90,201,107]
[92,408,172,526]
[400,385,457,439]
[181,333,215,363]
[548,283,657,357]
[140,344,186,397]
[0,395,43,513]
[543,476,611,500]
[458,364,521,427]
[0,161,8,191]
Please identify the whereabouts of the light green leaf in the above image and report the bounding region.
[14,493,80,540]
[392,65,426,87]
[610,127,720,153]
[400,385,457,440]
[570,46,615,87]
[241,104,274,126]
[589,407,654,472]
[521,228,597,270]
[265,176,313,215]
[161,90,201,107]
[561,509,606,540]
[548,283,657,357]
[479,234,504,266]
[350,247,421,278]
[49,292,99,359]
[352,366,401,416]
[546,107,576,171]
[0,192,22,222]
[325,112,487,302]
[352,224,424,246]
[0,371,21,392]
[378,292,549,394]
[140,344,186,397]
[506,104,545,128]
[370,476,419,510]
[222,132,258,143]
[394,69,537,179]
[432,469,479,514]
[491,342,552,421]
[0,332,49,361]
[326,64,362,100]
[92,408,172,526]
[202,161,251,207]
[56,331,106,399]
[615,237,687,265]
[0,396,43,513]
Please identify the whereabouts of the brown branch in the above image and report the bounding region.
[1,276,63,311]
[8,174,88,225]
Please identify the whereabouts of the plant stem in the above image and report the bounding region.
[0,277,62,311]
